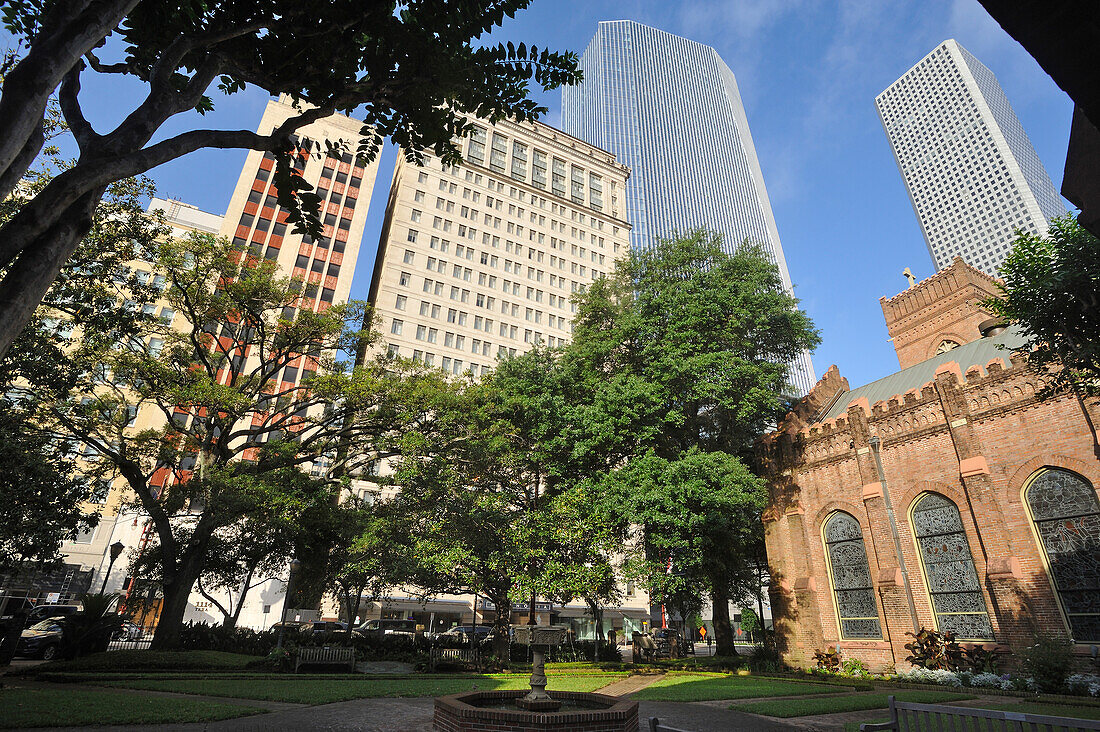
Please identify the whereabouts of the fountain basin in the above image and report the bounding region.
[433,690,638,732]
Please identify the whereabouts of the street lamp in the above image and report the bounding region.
[275,558,302,649]
[100,541,126,594]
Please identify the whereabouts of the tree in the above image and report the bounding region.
[0,0,580,359]
[567,230,820,655]
[19,230,449,649]
[192,468,326,629]
[0,402,97,576]
[317,496,416,637]
[986,215,1100,398]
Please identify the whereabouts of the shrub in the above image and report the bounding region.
[1020,634,1074,693]
[840,657,870,678]
[896,667,963,687]
[904,628,963,671]
[749,644,784,673]
[813,646,840,673]
[963,644,999,674]
[1066,673,1100,697]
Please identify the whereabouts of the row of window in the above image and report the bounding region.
[822,469,1100,642]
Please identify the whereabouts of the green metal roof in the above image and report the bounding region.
[820,327,1027,421]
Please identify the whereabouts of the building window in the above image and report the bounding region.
[911,492,994,640]
[1025,468,1100,642]
[490,133,508,173]
[822,512,881,639]
[467,126,486,166]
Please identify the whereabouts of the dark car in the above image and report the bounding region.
[307,621,348,636]
[269,620,310,633]
[16,618,66,660]
[354,618,416,638]
[25,604,80,627]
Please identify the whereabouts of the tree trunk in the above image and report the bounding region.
[226,564,259,630]
[711,581,736,657]
[150,554,205,650]
[586,597,603,662]
[490,595,511,661]
[0,188,102,359]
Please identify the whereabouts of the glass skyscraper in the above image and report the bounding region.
[876,40,1065,276]
[562,20,815,395]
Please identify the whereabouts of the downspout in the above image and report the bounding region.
[869,435,921,633]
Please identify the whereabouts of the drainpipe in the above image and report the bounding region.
[869,435,921,633]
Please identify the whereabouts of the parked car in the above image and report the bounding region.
[306,621,348,636]
[25,604,80,628]
[269,620,311,634]
[16,618,66,660]
[354,618,416,638]
[436,625,492,644]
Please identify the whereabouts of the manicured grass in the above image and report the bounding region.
[0,687,262,728]
[843,701,1100,731]
[103,673,627,704]
[630,673,854,702]
[733,690,972,718]
[25,649,262,674]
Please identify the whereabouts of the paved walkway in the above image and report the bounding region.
[596,672,666,696]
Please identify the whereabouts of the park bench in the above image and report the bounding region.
[649,719,693,732]
[295,646,356,673]
[860,695,1100,731]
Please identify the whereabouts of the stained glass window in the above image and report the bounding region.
[1026,469,1100,642]
[823,512,882,639]
[911,493,994,639]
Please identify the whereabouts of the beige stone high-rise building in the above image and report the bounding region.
[367,118,630,374]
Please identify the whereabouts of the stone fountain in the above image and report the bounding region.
[433,622,639,731]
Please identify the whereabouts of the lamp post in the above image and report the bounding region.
[100,541,126,594]
[275,558,302,650]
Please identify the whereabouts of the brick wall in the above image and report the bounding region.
[760,352,1100,673]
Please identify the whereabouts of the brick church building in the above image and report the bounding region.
[759,258,1100,671]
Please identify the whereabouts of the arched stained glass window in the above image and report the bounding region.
[1025,469,1100,642]
[823,512,881,639]
[911,493,993,640]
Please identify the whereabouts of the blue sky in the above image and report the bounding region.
[39,0,1073,389]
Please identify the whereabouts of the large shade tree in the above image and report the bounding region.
[0,0,580,358]
[568,230,820,655]
[16,230,452,648]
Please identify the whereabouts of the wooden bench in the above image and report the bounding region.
[295,646,356,673]
[649,719,693,732]
[861,695,1100,731]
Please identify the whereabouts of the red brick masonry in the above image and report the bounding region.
[433,690,639,732]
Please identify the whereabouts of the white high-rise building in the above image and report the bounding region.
[562,20,815,396]
[876,39,1065,276]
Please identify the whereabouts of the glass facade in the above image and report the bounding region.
[562,20,815,396]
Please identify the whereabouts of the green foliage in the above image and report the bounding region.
[749,644,785,673]
[963,645,1000,674]
[986,215,1100,397]
[1020,633,1075,693]
[25,650,261,675]
[740,607,760,636]
[814,646,841,673]
[840,658,870,677]
[632,673,853,702]
[0,402,96,573]
[904,627,964,671]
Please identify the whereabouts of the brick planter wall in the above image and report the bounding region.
[433,690,638,732]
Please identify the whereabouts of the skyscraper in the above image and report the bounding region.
[876,39,1065,276]
[562,20,815,395]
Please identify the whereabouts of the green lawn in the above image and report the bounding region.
[0,687,262,728]
[630,673,854,702]
[733,690,972,718]
[103,673,627,705]
[844,701,1100,731]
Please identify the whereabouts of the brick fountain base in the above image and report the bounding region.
[433,690,638,732]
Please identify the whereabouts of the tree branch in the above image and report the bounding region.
[59,62,99,150]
